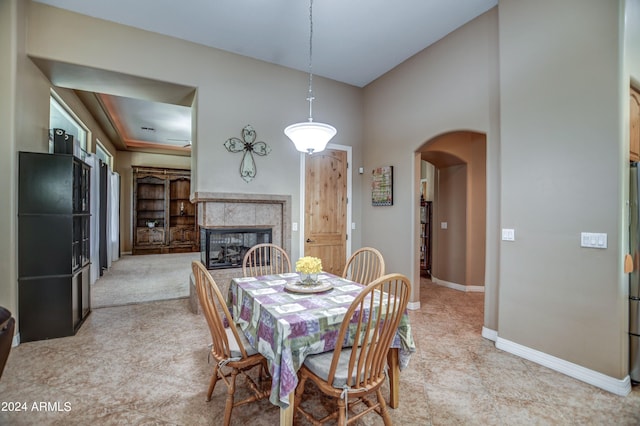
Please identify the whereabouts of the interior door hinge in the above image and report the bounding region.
[346,234,348,241]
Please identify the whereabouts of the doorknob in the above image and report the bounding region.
[306,238,316,243]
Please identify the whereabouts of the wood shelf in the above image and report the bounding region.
[133,167,198,254]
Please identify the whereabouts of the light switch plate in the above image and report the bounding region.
[441,222,447,229]
[502,228,515,241]
[581,232,607,249]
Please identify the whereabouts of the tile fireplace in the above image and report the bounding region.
[189,192,291,314]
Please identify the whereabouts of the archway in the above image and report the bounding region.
[416,131,487,293]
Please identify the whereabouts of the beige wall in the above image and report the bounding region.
[434,165,467,284]
[0,0,18,317]
[498,0,624,378]
[363,8,500,319]
[364,0,635,386]
[1,0,61,317]
[467,133,487,286]
[24,1,364,262]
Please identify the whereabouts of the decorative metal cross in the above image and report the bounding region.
[224,125,271,182]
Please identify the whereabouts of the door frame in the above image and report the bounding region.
[298,143,353,261]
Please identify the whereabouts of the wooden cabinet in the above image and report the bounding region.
[133,167,198,254]
[169,178,198,245]
[18,152,91,342]
[632,86,640,162]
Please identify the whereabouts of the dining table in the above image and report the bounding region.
[227,271,416,425]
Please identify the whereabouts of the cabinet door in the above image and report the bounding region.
[72,270,80,328]
[632,87,640,162]
[169,226,186,244]
[19,215,73,277]
[72,267,91,329]
[80,266,90,320]
[169,177,196,247]
[19,152,73,215]
[19,276,74,342]
[136,227,165,245]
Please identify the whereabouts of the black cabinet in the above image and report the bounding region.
[18,152,91,342]
[420,200,432,276]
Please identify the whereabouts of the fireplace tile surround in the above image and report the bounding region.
[189,192,292,313]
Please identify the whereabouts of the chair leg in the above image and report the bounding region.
[293,374,307,420]
[207,364,220,401]
[337,397,347,426]
[376,389,392,426]
[260,359,271,381]
[223,370,239,426]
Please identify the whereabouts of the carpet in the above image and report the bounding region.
[91,252,200,308]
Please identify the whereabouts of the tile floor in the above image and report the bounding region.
[0,279,638,425]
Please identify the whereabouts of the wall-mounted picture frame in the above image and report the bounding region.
[372,166,393,206]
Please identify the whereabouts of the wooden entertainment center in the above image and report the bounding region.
[132,166,198,254]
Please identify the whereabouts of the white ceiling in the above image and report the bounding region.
[36,0,497,153]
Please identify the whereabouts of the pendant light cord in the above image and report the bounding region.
[307,0,315,123]
[283,0,337,153]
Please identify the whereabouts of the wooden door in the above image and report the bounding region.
[304,149,347,275]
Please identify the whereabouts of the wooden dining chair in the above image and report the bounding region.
[242,243,292,277]
[191,261,271,426]
[294,273,411,426]
[342,247,386,285]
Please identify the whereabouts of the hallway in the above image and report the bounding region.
[91,252,198,308]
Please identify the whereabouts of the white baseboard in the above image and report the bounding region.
[482,326,498,341]
[407,301,420,310]
[496,336,631,396]
[431,276,485,293]
[12,332,19,347]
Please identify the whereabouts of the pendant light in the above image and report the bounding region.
[284,0,337,154]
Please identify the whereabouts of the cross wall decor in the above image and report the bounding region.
[223,125,271,182]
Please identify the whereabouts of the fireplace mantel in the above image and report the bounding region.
[192,191,290,204]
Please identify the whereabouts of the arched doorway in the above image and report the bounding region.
[417,131,487,293]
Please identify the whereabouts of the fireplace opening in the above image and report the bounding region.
[200,227,273,269]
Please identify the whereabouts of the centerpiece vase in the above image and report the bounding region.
[300,272,319,286]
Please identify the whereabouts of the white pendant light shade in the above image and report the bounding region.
[285,0,336,155]
[284,121,337,154]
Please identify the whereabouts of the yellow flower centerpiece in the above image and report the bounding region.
[296,256,322,286]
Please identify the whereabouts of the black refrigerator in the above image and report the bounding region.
[629,163,640,384]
